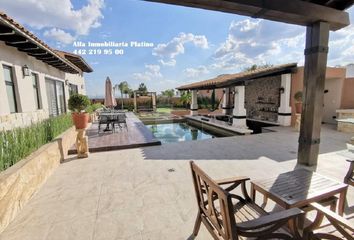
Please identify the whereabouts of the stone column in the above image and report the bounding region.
[278,73,292,126]
[222,88,231,115]
[133,91,137,112]
[233,86,247,127]
[190,90,198,116]
[152,92,157,112]
[76,129,89,158]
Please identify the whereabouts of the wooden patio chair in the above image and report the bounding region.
[303,202,354,239]
[189,161,303,240]
[344,160,354,187]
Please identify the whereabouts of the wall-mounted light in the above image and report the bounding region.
[81,84,84,89]
[279,87,285,94]
[65,80,69,86]
[22,65,30,77]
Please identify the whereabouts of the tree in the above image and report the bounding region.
[161,89,175,106]
[138,83,148,95]
[244,63,273,72]
[118,81,129,109]
[161,89,175,98]
[180,91,191,109]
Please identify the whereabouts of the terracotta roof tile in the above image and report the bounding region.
[0,11,82,74]
[177,63,297,90]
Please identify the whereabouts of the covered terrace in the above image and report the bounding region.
[177,63,297,130]
[146,0,354,166]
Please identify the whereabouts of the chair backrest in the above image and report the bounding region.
[190,161,237,240]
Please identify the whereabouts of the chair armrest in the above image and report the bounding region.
[216,176,250,185]
[310,202,354,232]
[238,208,303,230]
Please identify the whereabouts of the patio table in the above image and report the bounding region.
[98,112,126,131]
[250,169,348,216]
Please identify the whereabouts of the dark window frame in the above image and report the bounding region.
[32,73,41,110]
[69,83,78,96]
[3,65,18,113]
[45,78,66,117]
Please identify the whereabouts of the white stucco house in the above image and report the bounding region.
[0,12,93,130]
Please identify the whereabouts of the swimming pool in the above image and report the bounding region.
[145,122,217,143]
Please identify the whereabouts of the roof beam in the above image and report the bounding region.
[144,0,350,30]
[0,30,15,36]
[6,39,28,45]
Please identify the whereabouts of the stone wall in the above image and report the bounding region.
[0,110,49,131]
[245,76,281,123]
[0,126,76,234]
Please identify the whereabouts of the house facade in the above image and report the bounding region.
[0,12,92,131]
[181,63,354,127]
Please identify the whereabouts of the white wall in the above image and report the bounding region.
[346,64,354,78]
[0,42,86,120]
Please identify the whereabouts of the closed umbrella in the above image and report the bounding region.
[104,77,117,108]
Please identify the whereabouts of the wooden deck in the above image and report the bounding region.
[68,112,161,154]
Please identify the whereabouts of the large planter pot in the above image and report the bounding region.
[295,102,302,114]
[71,112,89,129]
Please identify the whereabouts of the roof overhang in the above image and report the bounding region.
[144,0,351,31]
[0,13,81,74]
[55,50,93,73]
[177,63,298,90]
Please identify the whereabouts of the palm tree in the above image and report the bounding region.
[161,89,175,106]
[118,81,129,109]
[180,91,191,109]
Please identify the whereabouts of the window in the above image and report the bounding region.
[69,83,78,96]
[45,78,66,116]
[3,65,17,113]
[32,73,41,109]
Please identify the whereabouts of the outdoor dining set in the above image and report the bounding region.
[97,109,128,133]
[190,161,354,239]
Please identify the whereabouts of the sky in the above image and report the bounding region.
[1,0,354,97]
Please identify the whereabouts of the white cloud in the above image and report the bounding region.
[159,59,176,67]
[133,73,151,82]
[145,64,162,78]
[133,64,163,81]
[212,19,306,71]
[184,65,209,78]
[1,0,104,44]
[152,32,209,65]
[43,28,76,44]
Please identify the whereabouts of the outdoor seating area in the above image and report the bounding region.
[68,112,161,154]
[97,110,128,133]
[0,124,353,240]
[1,0,354,239]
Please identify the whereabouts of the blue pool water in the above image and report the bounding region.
[146,122,216,144]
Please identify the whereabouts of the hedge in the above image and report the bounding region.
[0,114,73,172]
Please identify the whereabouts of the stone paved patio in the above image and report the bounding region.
[0,125,353,240]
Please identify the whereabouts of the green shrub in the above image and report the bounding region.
[86,103,102,113]
[68,94,90,112]
[0,114,73,172]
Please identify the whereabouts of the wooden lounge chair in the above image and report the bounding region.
[189,161,303,239]
[344,159,354,187]
[303,202,354,239]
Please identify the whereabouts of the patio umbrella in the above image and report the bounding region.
[104,77,117,108]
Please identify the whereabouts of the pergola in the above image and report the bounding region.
[144,0,354,166]
[133,91,157,112]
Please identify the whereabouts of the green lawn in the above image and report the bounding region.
[156,107,172,113]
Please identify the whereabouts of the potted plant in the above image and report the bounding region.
[68,94,91,129]
[86,103,102,123]
[294,91,303,114]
